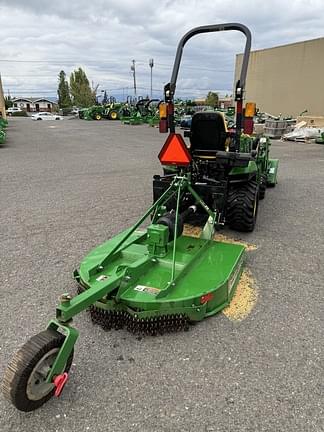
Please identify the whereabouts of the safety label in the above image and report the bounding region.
[96,275,109,282]
[134,285,161,296]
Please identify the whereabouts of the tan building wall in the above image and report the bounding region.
[0,74,6,120]
[235,37,324,117]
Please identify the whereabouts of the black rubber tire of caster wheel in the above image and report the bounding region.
[1,329,73,412]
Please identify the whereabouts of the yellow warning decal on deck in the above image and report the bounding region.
[134,285,161,296]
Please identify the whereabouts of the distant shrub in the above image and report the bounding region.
[11,111,28,117]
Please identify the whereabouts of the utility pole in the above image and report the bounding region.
[131,60,137,98]
[149,58,154,99]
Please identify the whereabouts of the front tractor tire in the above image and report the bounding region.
[227,179,259,232]
[1,329,73,412]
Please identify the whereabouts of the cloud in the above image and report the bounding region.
[1,0,324,99]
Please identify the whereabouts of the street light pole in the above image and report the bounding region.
[131,60,137,98]
[149,58,154,99]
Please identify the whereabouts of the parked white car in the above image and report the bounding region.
[31,112,63,121]
[6,107,23,115]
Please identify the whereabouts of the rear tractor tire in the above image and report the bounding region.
[1,329,73,412]
[227,179,259,232]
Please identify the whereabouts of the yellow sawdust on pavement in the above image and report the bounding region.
[222,269,257,321]
[183,224,257,251]
[182,224,258,321]
[183,224,201,238]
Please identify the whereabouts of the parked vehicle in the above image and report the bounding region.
[31,112,63,121]
[179,114,192,129]
[6,107,23,116]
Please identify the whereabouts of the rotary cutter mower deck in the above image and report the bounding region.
[2,23,278,412]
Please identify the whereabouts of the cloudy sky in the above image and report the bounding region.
[1,0,324,100]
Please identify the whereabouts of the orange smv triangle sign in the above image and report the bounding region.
[158,133,192,166]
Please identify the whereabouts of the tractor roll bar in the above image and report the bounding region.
[167,22,251,98]
[162,23,252,147]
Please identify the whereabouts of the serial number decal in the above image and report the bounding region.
[134,285,161,296]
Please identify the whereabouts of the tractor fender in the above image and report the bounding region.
[267,159,279,186]
[229,160,258,177]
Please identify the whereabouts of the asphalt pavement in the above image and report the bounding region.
[0,117,323,431]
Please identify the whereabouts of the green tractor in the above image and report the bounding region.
[2,23,278,412]
[122,98,150,125]
[0,128,6,144]
[122,99,161,125]
[154,32,278,232]
[106,103,121,120]
[79,103,121,121]
[78,107,91,120]
[0,117,8,129]
[0,116,7,144]
[87,105,105,121]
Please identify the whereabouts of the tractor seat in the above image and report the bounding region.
[189,111,228,157]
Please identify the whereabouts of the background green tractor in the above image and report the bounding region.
[0,117,8,129]
[122,99,161,125]
[0,116,7,144]
[105,102,121,120]
[0,128,6,144]
[78,107,92,120]
[79,103,121,121]
[88,105,105,121]
[123,98,150,125]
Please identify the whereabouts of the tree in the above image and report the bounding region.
[102,90,108,105]
[57,70,72,108]
[69,68,96,107]
[5,95,13,110]
[206,91,219,107]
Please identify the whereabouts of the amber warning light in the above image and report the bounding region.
[158,133,192,166]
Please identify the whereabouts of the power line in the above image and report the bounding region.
[1,75,57,77]
[0,59,127,64]
[0,58,233,72]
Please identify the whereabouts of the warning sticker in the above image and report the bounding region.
[134,285,161,296]
[269,167,275,174]
[96,275,109,282]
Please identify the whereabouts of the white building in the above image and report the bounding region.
[12,97,56,113]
